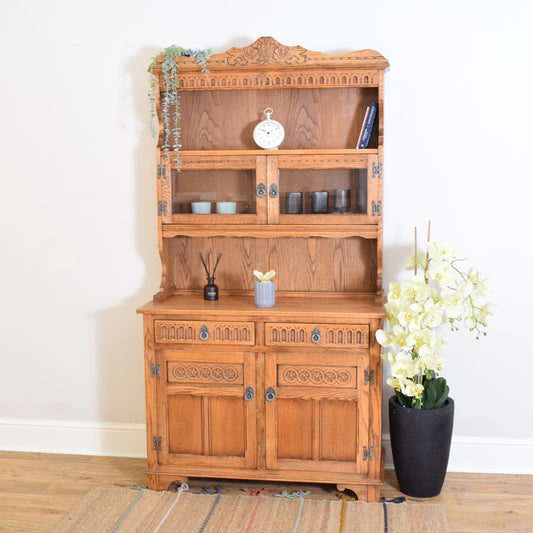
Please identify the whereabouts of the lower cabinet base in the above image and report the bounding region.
[145,469,383,502]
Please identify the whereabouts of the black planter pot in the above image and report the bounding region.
[389,395,454,498]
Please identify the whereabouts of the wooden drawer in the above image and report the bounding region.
[265,322,369,348]
[154,320,255,345]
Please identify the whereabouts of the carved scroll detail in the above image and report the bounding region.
[225,36,309,66]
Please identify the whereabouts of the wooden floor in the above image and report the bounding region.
[0,451,532,532]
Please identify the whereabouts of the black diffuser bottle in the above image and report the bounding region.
[200,252,222,301]
[204,276,218,301]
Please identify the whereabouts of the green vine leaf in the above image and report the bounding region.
[148,46,212,167]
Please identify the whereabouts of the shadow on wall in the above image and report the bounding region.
[91,46,164,453]
[91,37,257,454]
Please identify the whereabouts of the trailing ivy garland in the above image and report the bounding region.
[149,46,212,167]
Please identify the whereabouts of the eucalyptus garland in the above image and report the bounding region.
[149,46,212,167]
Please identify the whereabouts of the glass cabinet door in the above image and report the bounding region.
[158,152,267,224]
[157,151,380,226]
[271,153,380,225]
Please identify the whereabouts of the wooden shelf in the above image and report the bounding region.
[178,149,378,157]
[138,292,386,319]
[161,224,379,239]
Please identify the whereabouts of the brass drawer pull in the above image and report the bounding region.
[311,327,321,344]
[199,325,209,341]
[266,386,276,402]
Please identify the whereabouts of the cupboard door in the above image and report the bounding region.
[158,151,267,224]
[157,350,256,469]
[265,352,369,474]
[274,153,380,225]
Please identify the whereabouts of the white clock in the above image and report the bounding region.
[253,108,285,149]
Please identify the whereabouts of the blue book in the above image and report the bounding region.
[358,101,377,149]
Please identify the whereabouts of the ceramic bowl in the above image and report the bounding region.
[216,201,237,214]
[191,201,211,214]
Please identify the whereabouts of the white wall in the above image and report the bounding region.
[1,0,532,472]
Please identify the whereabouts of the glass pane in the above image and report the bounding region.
[171,169,256,215]
[279,169,367,215]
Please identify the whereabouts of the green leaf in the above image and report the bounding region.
[395,390,413,408]
[423,383,437,410]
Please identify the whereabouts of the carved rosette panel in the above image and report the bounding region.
[155,320,255,345]
[265,323,369,347]
[175,70,378,91]
[167,362,243,384]
[278,365,357,389]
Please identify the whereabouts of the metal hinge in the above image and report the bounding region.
[363,446,374,461]
[372,200,382,217]
[364,369,374,386]
[158,200,168,216]
[152,436,163,451]
[150,362,161,378]
[372,162,383,179]
[157,164,167,180]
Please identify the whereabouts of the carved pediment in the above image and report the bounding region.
[225,36,309,66]
[150,37,389,75]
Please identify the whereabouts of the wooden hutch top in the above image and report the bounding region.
[150,36,389,88]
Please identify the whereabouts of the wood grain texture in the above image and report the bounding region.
[144,38,387,503]
[2,452,531,532]
[178,87,379,151]
[166,236,377,292]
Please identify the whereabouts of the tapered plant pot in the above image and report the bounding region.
[254,281,275,307]
[389,395,454,498]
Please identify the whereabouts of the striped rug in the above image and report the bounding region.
[54,484,449,533]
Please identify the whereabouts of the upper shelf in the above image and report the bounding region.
[162,149,379,168]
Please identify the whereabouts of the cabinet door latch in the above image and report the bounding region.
[266,386,276,402]
[257,182,266,198]
[244,386,255,401]
[269,183,279,198]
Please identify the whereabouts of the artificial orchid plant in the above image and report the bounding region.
[376,224,492,409]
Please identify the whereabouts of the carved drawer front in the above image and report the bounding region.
[265,323,369,348]
[154,320,255,345]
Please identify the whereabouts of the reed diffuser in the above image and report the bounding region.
[200,252,222,301]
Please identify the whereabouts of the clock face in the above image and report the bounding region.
[253,119,285,149]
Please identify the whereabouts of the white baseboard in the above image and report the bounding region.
[0,418,147,458]
[383,434,533,475]
[1,418,532,474]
